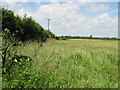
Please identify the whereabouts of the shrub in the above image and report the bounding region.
[2,8,56,42]
[2,28,33,88]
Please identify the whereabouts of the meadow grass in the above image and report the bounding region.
[11,39,118,88]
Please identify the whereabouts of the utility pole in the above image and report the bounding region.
[47,18,50,31]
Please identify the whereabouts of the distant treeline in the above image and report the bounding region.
[2,8,55,42]
[55,36,120,40]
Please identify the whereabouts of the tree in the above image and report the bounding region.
[2,8,55,42]
[2,8,17,34]
[90,35,92,39]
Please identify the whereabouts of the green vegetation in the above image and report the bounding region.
[1,8,118,88]
[56,36,119,40]
[1,8,56,88]
[2,8,55,42]
[3,39,118,88]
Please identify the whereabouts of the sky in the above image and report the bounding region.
[1,0,119,37]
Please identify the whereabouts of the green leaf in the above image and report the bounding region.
[14,58,17,62]
[3,68,6,73]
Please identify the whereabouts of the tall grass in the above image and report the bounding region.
[7,39,118,88]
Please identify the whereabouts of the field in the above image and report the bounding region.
[8,39,118,88]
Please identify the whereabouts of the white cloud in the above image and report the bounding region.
[1,2,32,17]
[85,4,110,13]
[15,8,32,17]
[1,0,119,2]
[2,2,118,37]
[2,2,22,10]
[2,0,28,2]
[78,0,119,2]
[31,2,117,37]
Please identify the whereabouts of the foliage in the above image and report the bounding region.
[2,8,55,42]
[1,8,56,88]
[1,7,118,88]
[2,28,33,88]
[3,39,118,88]
[54,36,60,40]
[89,34,92,39]
[3,54,33,88]
[56,35,119,40]
[55,36,68,40]
[2,28,16,74]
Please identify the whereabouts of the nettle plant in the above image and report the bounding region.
[2,28,32,75]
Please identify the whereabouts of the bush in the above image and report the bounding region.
[2,28,33,88]
[2,8,55,42]
[55,36,60,40]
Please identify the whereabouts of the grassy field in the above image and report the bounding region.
[9,39,118,88]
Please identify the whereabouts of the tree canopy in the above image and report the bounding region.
[2,8,55,42]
